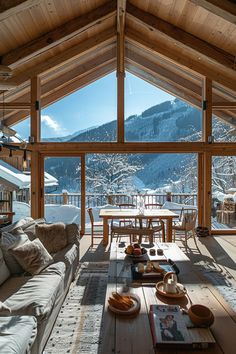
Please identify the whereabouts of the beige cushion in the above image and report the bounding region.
[35,222,67,254]
[0,228,29,274]
[9,238,53,275]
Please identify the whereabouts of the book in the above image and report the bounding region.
[149,304,215,349]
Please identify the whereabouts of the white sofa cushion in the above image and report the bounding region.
[0,315,37,354]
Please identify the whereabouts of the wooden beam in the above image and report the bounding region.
[117,0,126,143]
[80,154,86,236]
[0,102,31,109]
[1,1,116,67]
[0,0,42,21]
[202,78,212,231]
[126,2,235,70]
[30,76,40,142]
[30,150,41,218]
[203,77,212,142]
[190,0,236,24]
[126,28,236,93]
[198,153,204,226]
[213,102,236,110]
[6,28,116,85]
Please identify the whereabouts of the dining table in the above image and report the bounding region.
[99,208,179,245]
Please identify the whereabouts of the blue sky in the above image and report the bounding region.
[13,72,174,139]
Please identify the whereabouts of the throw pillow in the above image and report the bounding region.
[65,223,80,244]
[23,218,46,241]
[9,238,53,275]
[0,248,10,286]
[0,301,11,314]
[0,228,29,274]
[35,223,67,254]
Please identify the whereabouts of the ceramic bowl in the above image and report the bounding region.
[188,304,214,327]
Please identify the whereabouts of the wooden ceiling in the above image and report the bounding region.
[0,0,236,128]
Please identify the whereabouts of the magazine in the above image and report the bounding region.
[149,305,215,349]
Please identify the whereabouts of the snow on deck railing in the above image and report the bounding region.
[44,192,197,208]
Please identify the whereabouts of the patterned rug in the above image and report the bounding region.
[44,262,108,354]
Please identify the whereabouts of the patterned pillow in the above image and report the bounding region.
[9,238,53,275]
[35,223,67,254]
[0,228,29,274]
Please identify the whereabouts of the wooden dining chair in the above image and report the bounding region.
[87,208,104,246]
[144,203,165,241]
[172,208,198,244]
[116,203,135,227]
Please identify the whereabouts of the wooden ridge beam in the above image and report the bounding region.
[190,0,236,24]
[126,3,235,70]
[1,0,116,67]
[126,28,236,93]
[6,28,116,85]
[0,0,42,21]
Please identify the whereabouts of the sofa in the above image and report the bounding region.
[0,217,80,354]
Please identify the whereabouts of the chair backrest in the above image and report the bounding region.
[181,208,198,230]
[117,203,135,209]
[87,208,94,224]
[145,203,162,209]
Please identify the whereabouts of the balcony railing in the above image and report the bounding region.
[44,192,197,207]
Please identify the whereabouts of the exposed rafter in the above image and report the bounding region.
[1,0,116,67]
[126,28,236,93]
[126,3,235,69]
[0,0,42,21]
[190,0,236,24]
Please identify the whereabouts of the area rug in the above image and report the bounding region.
[44,262,108,354]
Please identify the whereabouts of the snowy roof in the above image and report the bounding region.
[0,160,58,189]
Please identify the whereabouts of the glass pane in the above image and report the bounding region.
[44,157,81,224]
[212,116,236,142]
[212,156,236,230]
[85,153,198,207]
[41,72,117,142]
[12,117,30,142]
[125,73,202,142]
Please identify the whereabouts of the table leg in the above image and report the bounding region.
[103,218,109,245]
[166,218,173,242]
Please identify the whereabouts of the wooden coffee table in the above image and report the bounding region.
[100,241,236,354]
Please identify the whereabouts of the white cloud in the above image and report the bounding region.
[41,115,60,131]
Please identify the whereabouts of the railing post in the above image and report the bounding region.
[166,192,172,202]
[107,194,113,205]
[62,190,69,205]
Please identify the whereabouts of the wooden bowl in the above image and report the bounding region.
[188,304,214,327]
